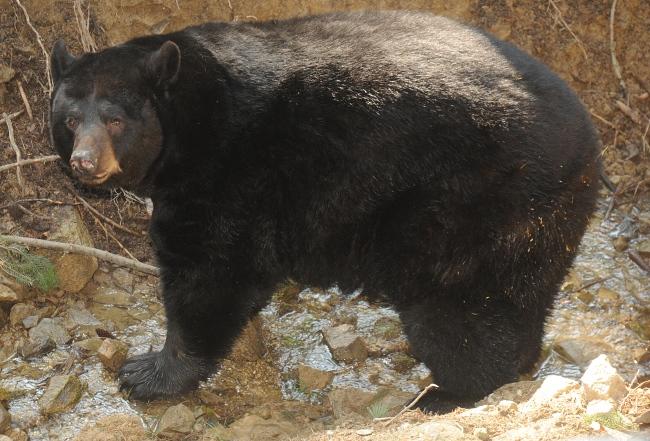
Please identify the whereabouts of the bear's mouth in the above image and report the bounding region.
[77,170,112,186]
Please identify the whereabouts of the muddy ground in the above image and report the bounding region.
[0,0,649,440]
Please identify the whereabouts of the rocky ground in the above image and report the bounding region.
[1,1,649,440]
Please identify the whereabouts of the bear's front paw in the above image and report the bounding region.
[118,349,213,401]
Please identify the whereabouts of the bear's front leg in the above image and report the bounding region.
[119,262,264,400]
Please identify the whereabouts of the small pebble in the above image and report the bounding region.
[356,428,374,436]
[473,427,489,440]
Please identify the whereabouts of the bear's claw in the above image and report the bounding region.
[118,350,211,401]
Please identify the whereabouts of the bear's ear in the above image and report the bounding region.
[51,39,77,84]
[147,40,181,87]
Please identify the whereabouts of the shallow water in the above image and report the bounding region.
[1,196,648,439]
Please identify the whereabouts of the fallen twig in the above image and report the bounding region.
[0,155,60,172]
[13,0,53,93]
[0,234,160,276]
[603,184,619,222]
[0,110,23,125]
[629,250,650,274]
[615,100,642,125]
[16,80,33,120]
[87,206,139,261]
[3,112,24,190]
[573,275,612,293]
[75,194,143,236]
[383,383,438,426]
[609,0,627,97]
[548,0,588,60]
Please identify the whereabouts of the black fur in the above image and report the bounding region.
[50,11,600,412]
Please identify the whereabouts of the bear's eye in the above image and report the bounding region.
[110,118,123,128]
[65,116,79,130]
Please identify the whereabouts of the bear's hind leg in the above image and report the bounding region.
[397,295,530,413]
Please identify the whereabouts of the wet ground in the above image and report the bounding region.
[0,195,649,439]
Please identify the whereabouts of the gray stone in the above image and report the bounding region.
[28,318,70,346]
[38,375,83,415]
[323,324,368,363]
[111,268,135,292]
[522,375,578,411]
[21,315,39,329]
[554,337,615,367]
[297,364,334,391]
[97,339,129,372]
[227,413,301,441]
[19,337,55,358]
[92,287,135,306]
[0,402,10,432]
[479,380,542,405]
[156,403,195,436]
[64,307,102,330]
[46,205,98,293]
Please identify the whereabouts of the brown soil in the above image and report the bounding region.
[0,0,649,440]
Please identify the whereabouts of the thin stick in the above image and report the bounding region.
[0,234,160,276]
[602,185,619,223]
[589,111,618,130]
[615,100,642,125]
[0,155,60,172]
[383,383,438,426]
[609,0,627,97]
[16,80,33,120]
[548,0,588,60]
[3,112,24,190]
[0,110,23,125]
[74,194,143,236]
[87,207,139,261]
[629,250,650,274]
[573,275,612,293]
[13,0,53,93]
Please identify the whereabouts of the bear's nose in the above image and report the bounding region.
[70,150,97,175]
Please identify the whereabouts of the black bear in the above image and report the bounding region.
[50,11,600,412]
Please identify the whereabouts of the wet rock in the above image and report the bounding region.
[0,436,11,441]
[373,317,402,340]
[230,317,267,362]
[88,304,137,331]
[596,287,621,304]
[322,324,368,363]
[47,205,98,293]
[332,309,357,326]
[156,403,195,437]
[64,307,102,330]
[328,388,375,421]
[613,236,629,252]
[227,413,301,441]
[414,372,434,390]
[553,337,615,367]
[21,315,39,329]
[9,303,36,327]
[416,421,465,439]
[297,364,334,391]
[38,375,84,415]
[111,268,135,293]
[0,402,10,432]
[74,337,105,353]
[581,355,628,403]
[19,336,55,358]
[92,287,136,306]
[97,339,129,372]
[29,318,70,346]
[575,290,594,304]
[388,352,417,373]
[479,380,542,405]
[522,375,578,411]
[586,399,615,415]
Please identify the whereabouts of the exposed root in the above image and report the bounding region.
[2,111,24,191]
[609,0,627,97]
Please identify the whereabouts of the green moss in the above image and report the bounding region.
[584,411,638,431]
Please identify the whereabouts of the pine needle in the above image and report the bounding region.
[0,243,59,291]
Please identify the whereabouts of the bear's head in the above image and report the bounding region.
[49,39,180,192]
